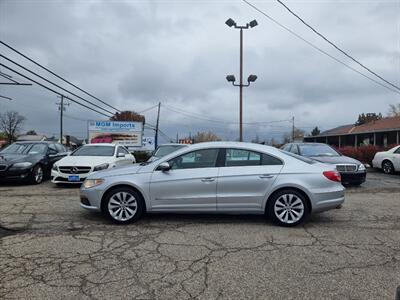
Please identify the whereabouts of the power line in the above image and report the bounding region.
[0,40,122,112]
[0,63,112,118]
[275,0,400,92]
[0,54,116,115]
[164,103,292,125]
[137,104,159,114]
[242,0,400,95]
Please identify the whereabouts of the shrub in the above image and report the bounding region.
[337,144,397,165]
[132,151,152,163]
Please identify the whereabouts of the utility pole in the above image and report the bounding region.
[225,18,258,142]
[292,116,295,142]
[155,102,161,149]
[56,95,69,145]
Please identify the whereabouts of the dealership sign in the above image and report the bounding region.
[88,120,143,147]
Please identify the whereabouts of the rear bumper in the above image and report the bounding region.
[340,171,366,185]
[310,185,345,213]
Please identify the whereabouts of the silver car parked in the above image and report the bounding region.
[80,142,345,227]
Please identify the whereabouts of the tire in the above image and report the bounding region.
[102,187,144,224]
[382,160,394,174]
[29,164,44,184]
[267,189,309,227]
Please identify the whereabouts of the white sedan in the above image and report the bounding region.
[51,143,135,184]
[372,145,400,174]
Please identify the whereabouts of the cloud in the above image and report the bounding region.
[0,0,399,142]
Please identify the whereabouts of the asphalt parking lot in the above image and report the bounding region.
[0,170,399,299]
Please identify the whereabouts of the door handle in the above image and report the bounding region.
[201,178,215,182]
[259,174,274,179]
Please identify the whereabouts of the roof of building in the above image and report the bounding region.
[311,116,400,137]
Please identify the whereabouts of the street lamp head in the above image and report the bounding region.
[249,20,258,28]
[247,74,257,82]
[225,18,236,27]
[226,75,236,82]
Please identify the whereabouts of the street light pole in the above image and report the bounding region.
[225,18,258,142]
[239,28,243,142]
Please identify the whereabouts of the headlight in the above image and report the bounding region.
[93,163,109,172]
[52,164,58,171]
[11,162,33,169]
[83,179,104,189]
[358,164,366,171]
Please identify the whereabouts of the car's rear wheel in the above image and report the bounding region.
[30,164,44,184]
[102,187,144,224]
[267,189,309,227]
[382,160,394,174]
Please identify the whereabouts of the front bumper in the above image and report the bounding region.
[79,184,105,212]
[0,167,32,181]
[51,169,90,184]
[340,171,366,185]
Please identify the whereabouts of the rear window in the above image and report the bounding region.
[280,150,316,164]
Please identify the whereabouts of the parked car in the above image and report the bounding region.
[281,142,366,186]
[0,141,67,184]
[51,143,135,184]
[372,145,400,174]
[147,143,188,162]
[80,142,345,227]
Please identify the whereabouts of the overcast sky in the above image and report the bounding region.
[0,0,399,143]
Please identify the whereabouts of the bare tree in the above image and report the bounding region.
[193,131,221,143]
[388,103,400,117]
[283,128,305,144]
[0,111,26,144]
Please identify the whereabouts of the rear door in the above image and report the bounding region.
[217,148,283,212]
[150,148,220,212]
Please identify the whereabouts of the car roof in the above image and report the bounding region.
[84,143,118,147]
[14,141,53,144]
[169,141,282,155]
[290,142,328,146]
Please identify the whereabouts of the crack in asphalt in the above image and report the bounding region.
[1,175,400,299]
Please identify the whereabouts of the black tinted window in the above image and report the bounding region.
[55,144,66,153]
[395,147,400,154]
[225,149,282,167]
[169,149,219,170]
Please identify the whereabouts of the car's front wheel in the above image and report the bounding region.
[267,189,309,227]
[102,187,144,224]
[29,164,44,184]
[382,160,394,174]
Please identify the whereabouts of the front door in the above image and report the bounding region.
[217,148,283,212]
[150,148,220,212]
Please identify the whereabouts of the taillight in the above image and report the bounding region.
[323,170,341,182]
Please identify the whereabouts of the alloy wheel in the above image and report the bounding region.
[34,165,43,184]
[274,193,305,224]
[107,191,138,222]
[382,161,394,174]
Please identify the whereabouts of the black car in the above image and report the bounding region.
[281,142,366,186]
[0,141,68,184]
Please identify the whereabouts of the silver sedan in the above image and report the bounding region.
[80,142,345,227]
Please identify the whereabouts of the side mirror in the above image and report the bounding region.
[156,162,171,172]
[117,153,126,158]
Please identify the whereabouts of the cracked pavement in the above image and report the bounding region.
[0,171,399,299]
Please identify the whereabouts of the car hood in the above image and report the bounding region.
[0,153,40,165]
[87,164,143,179]
[56,155,115,167]
[309,155,361,165]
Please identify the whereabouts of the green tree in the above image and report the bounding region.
[355,113,382,126]
[311,126,321,136]
[25,130,37,135]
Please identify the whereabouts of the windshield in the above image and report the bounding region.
[71,145,115,156]
[299,144,340,157]
[0,143,47,155]
[154,145,185,158]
